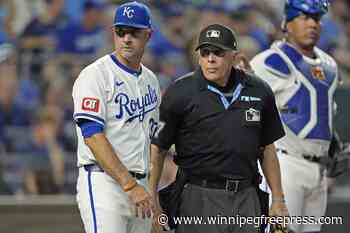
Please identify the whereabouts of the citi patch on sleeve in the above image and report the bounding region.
[82,97,100,112]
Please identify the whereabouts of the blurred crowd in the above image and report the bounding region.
[0,0,349,195]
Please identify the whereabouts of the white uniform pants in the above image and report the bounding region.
[260,152,328,233]
[76,168,151,233]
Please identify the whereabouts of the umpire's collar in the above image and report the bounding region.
[195,66,253,91]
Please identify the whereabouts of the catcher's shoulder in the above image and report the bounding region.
[251,49,291,78]
[315,47,338,70]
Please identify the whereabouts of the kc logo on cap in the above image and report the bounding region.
[123,6,135,18]
[113,1,152,29]
[206,30,221,38]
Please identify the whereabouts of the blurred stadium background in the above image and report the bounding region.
[0,0,349,232]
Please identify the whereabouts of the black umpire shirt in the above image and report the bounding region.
[152,67,285,180]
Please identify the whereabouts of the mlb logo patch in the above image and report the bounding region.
[82,97,100,112]
[206,30,220,38]
[245,108,260,122]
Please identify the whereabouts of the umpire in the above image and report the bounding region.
[150,24,289,233]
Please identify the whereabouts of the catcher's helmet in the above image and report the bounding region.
[284,0,330,22]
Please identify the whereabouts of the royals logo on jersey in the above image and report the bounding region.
[115,85,158,122]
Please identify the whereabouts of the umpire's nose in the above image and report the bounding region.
[207,53,216,63]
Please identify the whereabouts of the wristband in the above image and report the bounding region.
[123,179,137,192]
[272,197,285,203]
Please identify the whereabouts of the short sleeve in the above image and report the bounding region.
[261,84,285,146]
[72,66,106,127]
[151,84,183,150]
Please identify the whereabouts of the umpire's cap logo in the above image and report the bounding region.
[206,30,220,38]
[195,24,238,51]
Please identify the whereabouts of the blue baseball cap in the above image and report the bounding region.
[113,1,152,29]
[285,0,329,22]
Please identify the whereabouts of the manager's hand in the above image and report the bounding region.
[127,184,153,219]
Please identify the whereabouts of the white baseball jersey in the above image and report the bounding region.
[250,41,339,158]
[72,53,161,173]
[74,54,159,233]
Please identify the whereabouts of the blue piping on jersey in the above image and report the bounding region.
[207,83,243,109]
[110,53,142,77]
[74,113,105,125]
[87,171,98,233]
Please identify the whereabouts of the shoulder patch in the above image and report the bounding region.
[264,53,291,76]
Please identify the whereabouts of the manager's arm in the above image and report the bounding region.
[84,133,135,190]
[84,133,153,217]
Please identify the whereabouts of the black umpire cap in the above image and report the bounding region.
[195,24,238,51]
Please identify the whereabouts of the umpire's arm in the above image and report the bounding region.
[149,81,183,194]
[261,144,289,218]
[149,82,183,232]
[259,80,288,217]
[261,144,284,201]
[149,144,167,194]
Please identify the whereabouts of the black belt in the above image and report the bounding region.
[302,155,322,163]
[83,164,147,180]
[129,171,147,179]
[187,176,252,193]
[277,149,330,166]
[276,148,288,155]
